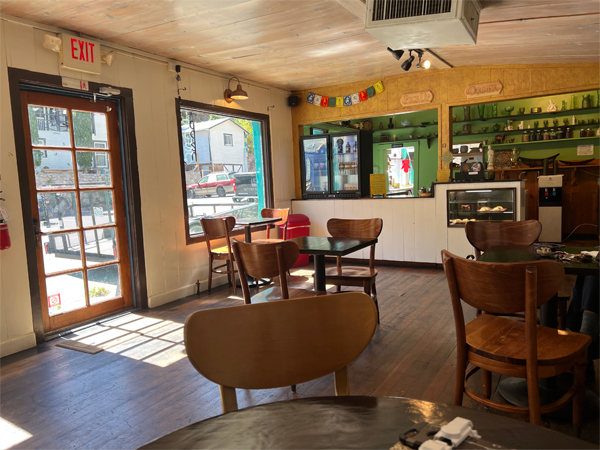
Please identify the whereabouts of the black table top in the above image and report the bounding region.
[288,236,377,256]
[236,217,281,227]
[479,245,599,276]
[140,396,595,449]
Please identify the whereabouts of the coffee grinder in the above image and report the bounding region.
[538,174,563,242]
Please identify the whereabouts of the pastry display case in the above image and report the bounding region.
[447,187,516,227]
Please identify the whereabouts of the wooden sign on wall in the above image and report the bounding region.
[400,90,434,107]
[464,81,503,98]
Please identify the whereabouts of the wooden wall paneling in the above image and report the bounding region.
[392,200,405,262]
[403,200,416,262]
[434,186,449,264]
[3,20,36,71]
[358,200,373,260]
[375,200,394,261]
[129,57,166,300]
[32,29,59,75]
[96,47,120,87]
[414,200,436,263]
[270,90,295,203]
[149,62,181,294]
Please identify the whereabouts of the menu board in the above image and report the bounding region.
[370,174,386,197]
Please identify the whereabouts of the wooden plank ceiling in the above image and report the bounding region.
[1,0,598,91]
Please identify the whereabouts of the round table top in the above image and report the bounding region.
[140,396,595,449]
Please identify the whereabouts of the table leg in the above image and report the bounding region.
[314,255,326,292]
[244,226,252,243]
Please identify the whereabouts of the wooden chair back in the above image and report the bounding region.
[184,292,378,412]
[441,249,564,316]
[232,239,299,302]
[327,218,383,269]
[465,220,542,259]
[201,216,236,252]
[261,208,289,239]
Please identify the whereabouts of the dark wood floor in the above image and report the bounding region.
[1,264,598,449]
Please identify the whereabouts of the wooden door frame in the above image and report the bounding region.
[7,68,147,343]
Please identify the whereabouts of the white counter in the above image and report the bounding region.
[291,180,526,264]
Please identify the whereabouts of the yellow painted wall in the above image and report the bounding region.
[291,64,600,198]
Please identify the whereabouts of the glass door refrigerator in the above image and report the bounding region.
[300,131,372,199]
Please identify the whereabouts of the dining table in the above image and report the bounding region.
[478,244,598,407]
[140,396,595,449]
[288,236,377,292]
[235,216,282,243]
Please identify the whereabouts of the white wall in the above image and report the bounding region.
[291,180,525,265]
[0,15,295,357]
[209,120,246,166]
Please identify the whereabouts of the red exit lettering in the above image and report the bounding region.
[70,38,95,63]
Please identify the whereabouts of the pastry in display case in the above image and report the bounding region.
[447,188,516,227]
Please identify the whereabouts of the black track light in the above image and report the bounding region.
[387,47,404,61]
[401,51,414,71]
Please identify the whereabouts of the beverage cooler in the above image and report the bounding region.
[300,131,373,199]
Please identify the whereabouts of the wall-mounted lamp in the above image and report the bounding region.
[101,50,117,66]
[401,51,414,71]
[386,48,404,61]
[42,34,62,53]
[224,77,248,103]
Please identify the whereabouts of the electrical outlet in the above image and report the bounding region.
[167,62,177,73]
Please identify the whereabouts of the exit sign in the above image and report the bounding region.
[60,34,101,74]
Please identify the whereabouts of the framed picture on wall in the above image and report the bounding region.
[380,135,389,142]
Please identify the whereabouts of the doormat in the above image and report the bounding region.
[55,339,104,354]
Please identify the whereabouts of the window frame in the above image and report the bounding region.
[223,133,233,146]
[176,99,274,245]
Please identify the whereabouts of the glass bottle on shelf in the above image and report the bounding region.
[586,128,593,137]
[550,129,556,139]
[556,129,564,139]
[522,130,530,142]
[580,128,586,138]
[529,130,535,141]
[543,129,549,140]
[565,128,572,138]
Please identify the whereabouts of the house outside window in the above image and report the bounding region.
[177,100,273,243]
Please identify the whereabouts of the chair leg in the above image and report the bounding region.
[573,355,587,428]
[227,260,233,287]
[476,309,482,317]
[336,284,341,292]
[557,300,567,331]
[454,355,466,406]
[482,369,492,399]
[372,282,380,324]
[526,372,542,426]
[291,384,296,392]
[230,260,236,295]
[207,257,213,294]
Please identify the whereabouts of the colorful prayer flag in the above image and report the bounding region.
[328,97,337,107]
[366,86,375,98]
[359,90,368,101]
[336,97,344,107]
[343,95,352,106]
[351,93,360,105]
[313,94,322,106]
[306,92,315,104]
[374,81,384,94]
[320,96,329,107]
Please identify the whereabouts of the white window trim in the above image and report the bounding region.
[95,152,108,168]
[224,133,233,146]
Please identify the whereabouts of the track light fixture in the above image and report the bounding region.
[401,51,414,71]
[386,47,404,61]
[224,77,249,103]
[415,50,431,70]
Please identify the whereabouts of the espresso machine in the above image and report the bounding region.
[538,174,563,242]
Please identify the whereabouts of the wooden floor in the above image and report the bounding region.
[1,264,598,449]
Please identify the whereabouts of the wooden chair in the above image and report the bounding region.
[465,220,542,260]
[441,250,590,426]
[184,292,378,413]
[322,218,383,323]
[464,220,568,327]
[252,208,289,243]
[200,216,237,295]
[232,239,316,304]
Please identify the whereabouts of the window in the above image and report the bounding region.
[95,152,108,168]
[177,100,273,243]
[94,141,108,149]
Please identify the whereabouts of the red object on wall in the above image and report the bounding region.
[287,214,310,267]
[0,221,11,250]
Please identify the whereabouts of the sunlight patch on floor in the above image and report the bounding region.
[0,417,32,450]
[63,313,187,367]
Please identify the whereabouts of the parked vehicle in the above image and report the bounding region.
[187,171,235,198]
[188,202,259,235]
[232,172,258,203]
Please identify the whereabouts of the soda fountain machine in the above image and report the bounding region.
[538,174,563,242]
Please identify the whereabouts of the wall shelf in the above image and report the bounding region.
[488,135,598,148]
[452,105,600,125]
[453,123,598,139]
[374,136,438,149]
[374,124,438,133]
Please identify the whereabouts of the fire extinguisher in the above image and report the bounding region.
[0,191,11,250]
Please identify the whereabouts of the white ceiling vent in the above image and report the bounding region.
[365,0,481,49]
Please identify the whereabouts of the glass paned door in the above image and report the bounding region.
[332,134,359,192]
[21,90,132,333]
[302,136,329,193]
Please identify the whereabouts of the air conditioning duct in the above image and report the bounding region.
[365,0,481,49]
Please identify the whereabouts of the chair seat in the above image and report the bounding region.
[253,238,285,244]
[249,287,327,303]
[466,314,591,366]
[323,267,378,281]
[211,245,234,257]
